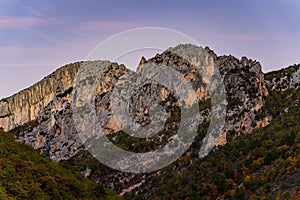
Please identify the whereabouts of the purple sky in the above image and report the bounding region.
[0,0,300,99]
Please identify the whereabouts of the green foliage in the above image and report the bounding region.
[10,120,38,136]
[227,96,243,110]
[266,64,300,81]
[4,67,300,199]
[127,88,300,199]
[263,88,300,119]
[0,129,120,200]
[58,87,300,200]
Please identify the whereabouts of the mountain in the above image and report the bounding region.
[0,44,299,199]
[0,45,269,161]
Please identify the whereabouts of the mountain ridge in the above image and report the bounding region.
[0,44,294,160]
[0,44,299,199]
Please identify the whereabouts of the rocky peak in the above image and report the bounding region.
[136,56,147,73]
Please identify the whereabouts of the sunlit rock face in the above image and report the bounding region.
[0,61,129,161]
[144,45,270,143]
[0,44,271,161]
[0,62,79,131]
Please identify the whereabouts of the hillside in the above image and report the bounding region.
[60,65,300,199]
[125,85,300,199]
[0,128,119,200]
[0,44,299,199]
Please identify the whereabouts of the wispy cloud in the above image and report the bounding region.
[10,0,62,23]
[0,0,63,44]
[0,16,46,29]
[0,16,62,44]
[10,0,44,19]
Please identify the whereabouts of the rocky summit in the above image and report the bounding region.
[0,44,300,199]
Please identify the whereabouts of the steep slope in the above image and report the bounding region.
[67,62,300,199]
[0,128,120,199]
[124,82,300,199]
[0,62,79,131]
[61,65,300,199]
[265,64,300,92]
[125,64,299,199]
[146,45,269,143]
[59,45,272,196]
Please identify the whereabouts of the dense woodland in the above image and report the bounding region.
[0,128,120,200]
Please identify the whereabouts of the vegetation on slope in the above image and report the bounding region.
[265,64,300,81]
[140,88,300,199]
[60,87,300,199]
[3,64,300,199]
[0,128,120,200]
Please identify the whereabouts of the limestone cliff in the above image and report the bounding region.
[144,45,269,144]
[0,62,80,131]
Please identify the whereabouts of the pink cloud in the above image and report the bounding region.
[0,16,47,29]
[0,16,62,44]
[11,0,50,20]
[10,0,62,24]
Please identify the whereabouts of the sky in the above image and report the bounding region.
[0,0,299,99]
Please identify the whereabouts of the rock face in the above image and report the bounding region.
[10,61,128,161]
[0,44,270,162]
[145,46,270,143]
[217,55,269,140]
[0,62,80,131]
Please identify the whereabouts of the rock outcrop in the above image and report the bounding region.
[12,61,128,161]
[0,62,80,131]
[217,55,269,140]
[142,45,269,143]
